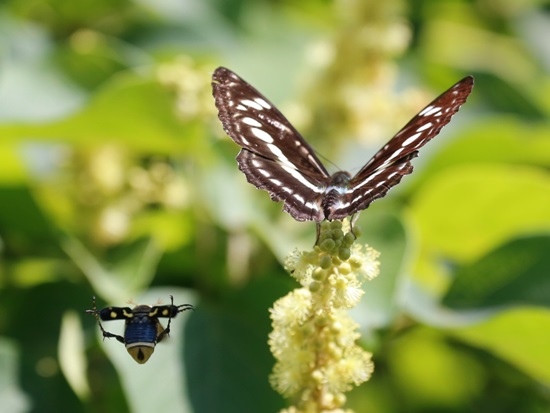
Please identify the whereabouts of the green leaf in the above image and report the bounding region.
[58,311,90,400]
[62,236,162,302]
[444,235,550,309]
[354,209,409,333]
[420,119,550,179]
[0,185,59,247]
[385,328,483,409]
[469,74,545,120]
[185,278,287,413]
[0,282,91,412]
[411,165,550,261]
[448,307,550,383]
[0,74,195,154]
[0,338,30,413]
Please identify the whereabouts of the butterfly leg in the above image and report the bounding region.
[314,222,322,246]
[349,214,359,240]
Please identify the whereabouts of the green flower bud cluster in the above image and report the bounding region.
[317,221,356,262]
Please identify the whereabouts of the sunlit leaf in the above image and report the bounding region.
[63,236,162,303]
[448,307,550,383]
[411,165,550,262]
[0,75,197,154]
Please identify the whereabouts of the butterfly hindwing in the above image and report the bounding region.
[237,150,327,221]
[326,154,417,220]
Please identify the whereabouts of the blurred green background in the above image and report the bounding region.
[0,0,549,412]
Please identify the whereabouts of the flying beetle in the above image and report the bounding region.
[86,296,194,364]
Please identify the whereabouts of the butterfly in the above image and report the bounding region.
[212,67,473,222]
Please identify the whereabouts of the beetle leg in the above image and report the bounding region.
[86,296,125,343]
[156,295,175,342]
[156,296,194,343]
[99,327,125,343]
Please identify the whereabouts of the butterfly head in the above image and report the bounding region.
[328,171,352,190]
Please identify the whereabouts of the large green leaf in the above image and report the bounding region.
[63,236,162,303]
[0,282,91,413]
[448,307,550,383]
[421,119,550,179]
[0,75,195,154]
[0,338,30,413]
[411,165,550,262]
[444,235,550,309]
[185,278,288,413]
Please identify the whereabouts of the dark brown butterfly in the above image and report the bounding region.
[213,67,474,222]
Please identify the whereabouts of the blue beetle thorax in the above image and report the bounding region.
[124,307,159,344]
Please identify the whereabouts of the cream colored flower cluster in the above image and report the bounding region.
[269,221,380,412]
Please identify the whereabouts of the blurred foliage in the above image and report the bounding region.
[0,0,549,412]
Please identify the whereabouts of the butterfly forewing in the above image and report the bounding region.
[212,67,330,178]
[212,67,474,222]
[356,76,474,174]
[213,67,333,221]
[332,76,475,219]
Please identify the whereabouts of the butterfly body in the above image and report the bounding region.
[321,171,353,218]
[212,67,473,222]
